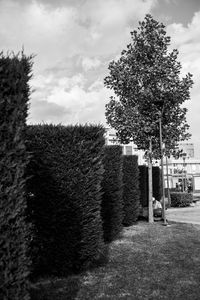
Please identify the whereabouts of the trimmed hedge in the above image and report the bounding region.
[101,145,124,242]
[170,192,193,207]
[152,166,162,201]
[139,165,162,207]
[0,53,32,300]
[139,165,148,207]
[26,124,106,277]
[123,155,140,226]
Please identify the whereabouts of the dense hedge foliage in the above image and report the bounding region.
[170,192,193,207]
[123,155,140,226]
[0,53,32,300]
[26,124,106,277]
[139,165,162,207]
[139,165,148,207]
[152,166,161,201]
[101,145,124,242]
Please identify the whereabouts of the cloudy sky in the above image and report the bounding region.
[1,0,200,146]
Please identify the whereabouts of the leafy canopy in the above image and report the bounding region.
[104,14,193,158]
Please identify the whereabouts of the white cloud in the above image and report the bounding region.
[45,82,111,124]
[30,69,112,124]
[0,0,157,69]
[167,11,200,143]
[0,0,86,72]
[0,0,158,126]
[79,0,157,56]
[167,11,200,46]
[31,74,54,89]
[88,79,104,91]
[79,0,156,29]
[167,11,200,78]
[58,74,85,89]
[81,57,101,72]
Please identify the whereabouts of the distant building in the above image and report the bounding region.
[105,129,200,193]
[163,142,200,192]
[105,128,146,165]
[178,142,194,158]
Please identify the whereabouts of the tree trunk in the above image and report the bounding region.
[159,117,167,225]
[166,156,171,207]
[148,138,154,223]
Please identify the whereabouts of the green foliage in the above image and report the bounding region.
[26,124,106,277]
[104,14,193,159]
[101,145,124,242]
[170,192,193,207]
[123,155,140,225]
[152,166,162,201]
[139,166,148,207]
[0,52,33,300]
[139,165,162,207]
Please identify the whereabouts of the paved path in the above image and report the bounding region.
[166,202,200,225]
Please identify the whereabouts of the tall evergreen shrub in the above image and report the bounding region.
[152,166,161,201]
[26,124,106,277]
[123,155,140,226]
[101,145,124,242]
[0,52,32,300]
[139,165,162,207]
[139,165,148,207]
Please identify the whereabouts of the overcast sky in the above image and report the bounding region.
[1,0,200,146]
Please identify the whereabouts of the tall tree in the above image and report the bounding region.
[104,14,193,223]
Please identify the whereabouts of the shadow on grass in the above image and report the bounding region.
[30,276,81,300]
[29,246,110,300]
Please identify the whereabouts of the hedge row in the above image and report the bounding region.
[170,192,193,207]
[0,51,157,297]
[101,145,124,242]
[152,167,162,202]
[26,127,142,278]
[26,124,107,277]
[123,156,140,226]
[139,165,161,207]
[0,53,32,300]
[139,165,148,207]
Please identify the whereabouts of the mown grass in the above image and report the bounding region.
[30,221,200,300]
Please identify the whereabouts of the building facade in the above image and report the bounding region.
[105,128,200,193]
[163,143,200,192]
[105,128,146,165]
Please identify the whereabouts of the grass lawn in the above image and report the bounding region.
[30,221,200,300]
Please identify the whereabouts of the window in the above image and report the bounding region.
[125,146,132,155]
[191,164,196,172]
